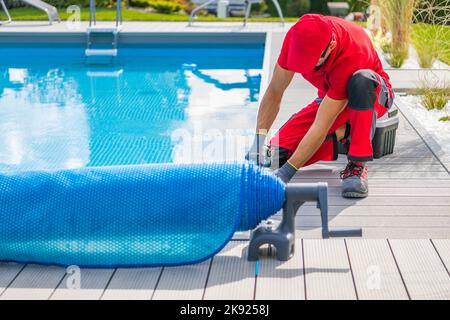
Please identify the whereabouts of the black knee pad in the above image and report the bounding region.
[347,70,379,110]
[268,146,290,169]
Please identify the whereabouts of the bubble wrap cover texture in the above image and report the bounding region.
[0,162,285,267]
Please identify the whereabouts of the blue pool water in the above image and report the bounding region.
[0,43,263,171]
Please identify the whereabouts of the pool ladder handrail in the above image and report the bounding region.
[86,0,122,57]
[0,0,12,25]
[89,0,122,28]
[1,0,60,25]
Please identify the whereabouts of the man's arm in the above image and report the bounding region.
[289,95,347,168]
[275,95,347,182]
[256,64,294,133]
[246,64,294,164]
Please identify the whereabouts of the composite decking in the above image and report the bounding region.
[1,239,449,300]
[0,24,449,300]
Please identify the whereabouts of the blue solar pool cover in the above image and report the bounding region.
[0,162,285,267]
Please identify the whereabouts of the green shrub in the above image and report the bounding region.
[388,51,409,68]
[266,0,310,18]
[309,0,327,13]
[346,0,369,12]
[308,0,367,14]
[129,0,183,13]
[149,0,182,14]
[419,87,449,110]
[286,0,310,17]
[42,0,117,8]
[129,0,149,8]
[251,0,268,15]
[439,116,450,121]
[379,37,392,54]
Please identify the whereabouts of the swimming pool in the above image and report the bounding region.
[0,42,264,172]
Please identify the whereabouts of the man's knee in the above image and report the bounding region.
[347,70,379,111]
[268,146,290,169]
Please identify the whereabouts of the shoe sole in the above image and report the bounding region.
[342,191,368,199]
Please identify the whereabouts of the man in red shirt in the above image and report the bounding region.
[246,14,394,198]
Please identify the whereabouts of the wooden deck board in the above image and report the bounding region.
[321,158,440,165]
[431,240,450,276]
[203,242,256,300]
[293,216,450,228]
[345,240,408,300]
[0,265,65,300]
[389,240,450,299]
[295,228,450,239]
[152,261,210,300]
[302,164,448,172]
[255,240,305,300]
[303,240,356,300]
[50,268,115,300]
[301,196,450,206]
[267,215,448,236]
[291,178,450,188]
[294,171,450,179]
[0,263,24,297]
[276,205,450,217]
[327,187,450,196]
[102,268,162,300]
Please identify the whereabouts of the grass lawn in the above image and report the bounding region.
[412,23,450,66]
[1,7,298,22]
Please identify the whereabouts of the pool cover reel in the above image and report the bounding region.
[0,162,285,267]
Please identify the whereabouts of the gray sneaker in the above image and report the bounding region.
[340,161,369,198]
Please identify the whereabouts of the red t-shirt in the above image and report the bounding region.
[278,16,392,100]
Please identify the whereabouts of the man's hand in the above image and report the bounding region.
[274,160,298,183]
[245,133,267,166]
